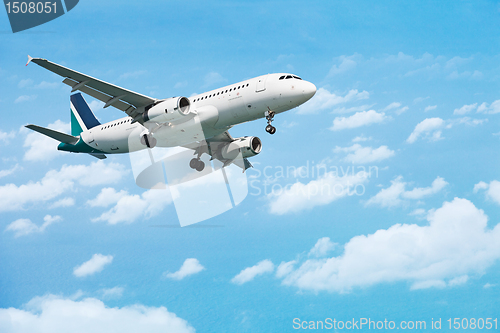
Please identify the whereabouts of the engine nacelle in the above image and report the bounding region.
[142,96,191,123]
[219,136,262,160]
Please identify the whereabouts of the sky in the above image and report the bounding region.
[1,0,500,332]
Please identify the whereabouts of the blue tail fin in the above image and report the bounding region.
[70,93,101,136]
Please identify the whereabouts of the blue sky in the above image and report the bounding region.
[1,0,500,332]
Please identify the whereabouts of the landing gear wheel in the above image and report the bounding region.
[190,158,205,172]
[265,125,276,134]
[190,158,198,169]
[195,160,205,172]
[265,110,277,135]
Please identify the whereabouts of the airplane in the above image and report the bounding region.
[25,56,316,173]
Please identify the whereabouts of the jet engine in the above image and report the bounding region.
[218,136,262,160]
[142,97,191,123]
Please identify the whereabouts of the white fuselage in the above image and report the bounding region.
[80,73,316,154]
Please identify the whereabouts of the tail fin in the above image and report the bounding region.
[70,93,101,136]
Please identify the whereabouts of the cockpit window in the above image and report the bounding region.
[285,75,293,79]
[293,75,302,80]
[279,75,285,80]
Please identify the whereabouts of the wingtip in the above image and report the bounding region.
[26,55,33,66]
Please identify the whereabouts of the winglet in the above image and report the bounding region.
[26,55,33,66]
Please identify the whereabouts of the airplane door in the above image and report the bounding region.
[256,75,268,92]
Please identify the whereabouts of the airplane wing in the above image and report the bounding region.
[26,56,157,122]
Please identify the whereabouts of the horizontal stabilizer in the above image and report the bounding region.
[25,124,79,145]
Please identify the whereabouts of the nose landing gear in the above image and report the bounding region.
[265,110,276,135]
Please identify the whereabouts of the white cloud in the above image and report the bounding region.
[483,283,496,289]
[164,258,205,280]
[100,287,124,299]
[268,172,368,215]
[308,237,336,257]
[73,254,113,277]
[117,70,147,81]
[406,117,444,143]
[445,56,471,69]
[382,102,401,111]
[18,78,33,88]
[276,261,297,278]
[279,198,500,293]
[476,100,500,114]
[15,95,37,103]
[473,181,489,193]
[424,105,437,112]
[454,103,477,115]
[452,117,487,126]
[471,70,484,79]
[0,130,15,143]
[333,144,395,164]
[91,188,171,224]
[330,110,387,131]
[0,294,194,333]
[395,106,409,115]
[332,104,374,114]
[366,176,447,208]
[49,197,75,209]
[5,215,61,237]
[231,260,274,285]
[203,71,226,88]
[414,96,430,104]
[0,164,19,178]
[34,81,59,89]
[409,208,427,217]
[88,100,104,112]
[327,54,360,76]
[174,81,188,89]
[474,180,500,205]
[23,120,70,161]
[381,102,410,115]
[297,88,369,115]
[402,177,448,200]
[87,188,128,207]
[404,63,441,77]
[447,70,481,80]
[0,161,127,212]
[352,135,371,142]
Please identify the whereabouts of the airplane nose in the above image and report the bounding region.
[302,81,316,101]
